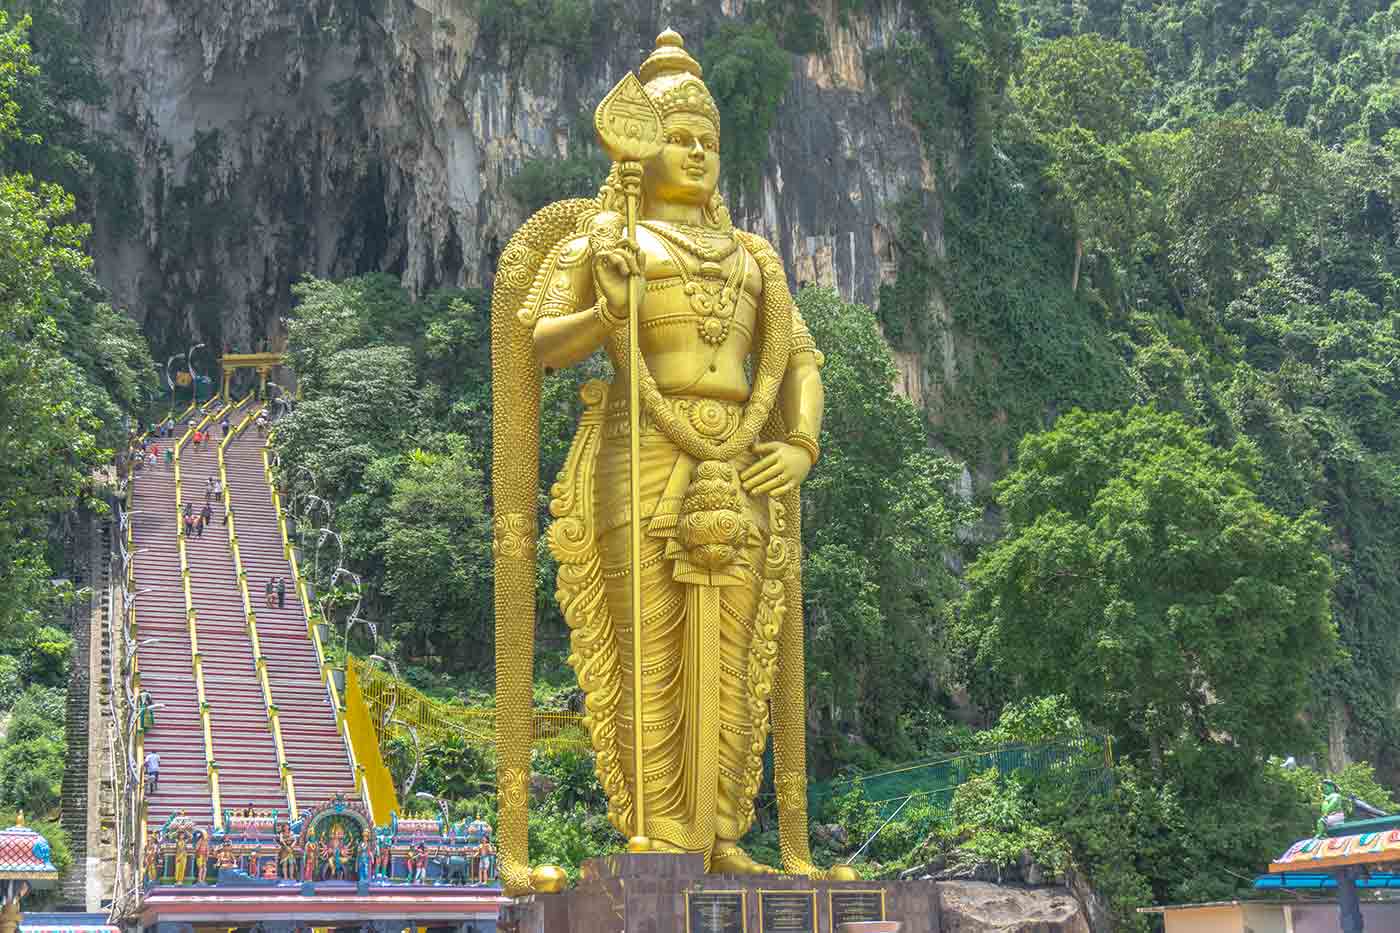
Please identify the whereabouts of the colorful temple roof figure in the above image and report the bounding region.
[0,816,57,882]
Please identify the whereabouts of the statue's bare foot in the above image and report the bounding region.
[710,846,778,875]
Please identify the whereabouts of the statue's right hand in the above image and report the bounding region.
[593,237,646,323]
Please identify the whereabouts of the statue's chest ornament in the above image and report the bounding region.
[644,222,746,346]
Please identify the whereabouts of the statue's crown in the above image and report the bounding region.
[640,29,721,131]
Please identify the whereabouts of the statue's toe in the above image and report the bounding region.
[710,847,777,875]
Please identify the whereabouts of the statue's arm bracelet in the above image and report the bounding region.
[593,295,625,331]
[786,431,820,465]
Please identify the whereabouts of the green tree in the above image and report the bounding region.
[796,288,967,763]
[959,407,1336,763]
[378,439,494,670]
[0,686,66,815]
[0,11,122,644]
[1013,35,1149,291]
[273,343,417,500]
[0,655,19,708]
[699,23,792,204]
[19,624,71,686]
[1161,114,1324,317]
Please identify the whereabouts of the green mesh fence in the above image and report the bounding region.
[809,735,1114,820]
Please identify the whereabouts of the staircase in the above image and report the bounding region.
[128,427,217,828]
[127,401,357,833]
[223,414,357,805]
[181,402,288,817]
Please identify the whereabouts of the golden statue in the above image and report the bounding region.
[492,29,847,894]
[0,882,29,933]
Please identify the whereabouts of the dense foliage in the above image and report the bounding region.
[275,277,498,672]
[964,0,1400,776]
[698,23,792,204]
[0,12,151,866]
[959,407,1336,762]
[863,0,1400,921]
[797,289,969,766]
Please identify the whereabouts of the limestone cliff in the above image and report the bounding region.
[77,0,938,362]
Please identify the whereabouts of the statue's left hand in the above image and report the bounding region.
[741,442,813,498]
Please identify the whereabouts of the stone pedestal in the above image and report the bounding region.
[499,854,938,933]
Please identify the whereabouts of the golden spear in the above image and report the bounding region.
[594,72,663,853]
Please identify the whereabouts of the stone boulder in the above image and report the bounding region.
[529,773,558,804]
[939,882,1090,933]
[813,822,851,848]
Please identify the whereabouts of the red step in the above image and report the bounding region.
[129,402,359,828]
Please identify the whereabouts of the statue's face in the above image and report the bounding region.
[644,112,720,207]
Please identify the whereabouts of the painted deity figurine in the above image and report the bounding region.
[0,880,30,933]
[374,828,393,879]
[277,824,298,879]
[491,28,849,891]
[477,839,495,885]
[357,829,373,883]
[325,825,351,880]
[215,839,236,875]
[1318,779,1348,837]
[302,837,319,882]
[143,832,160,886]
[172,827,190,885]
[411,843,428,883]
[194,831,210,884]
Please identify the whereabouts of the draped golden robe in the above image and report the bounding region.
[491,185,827,891]
[543,216,819,856]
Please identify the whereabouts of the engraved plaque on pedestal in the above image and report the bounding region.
[687,889,746,933]
[759,890,816,933]
[829,890,887,931]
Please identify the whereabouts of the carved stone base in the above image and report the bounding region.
[499,854,938,933]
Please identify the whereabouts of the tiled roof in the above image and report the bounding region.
[0,819,59,879]
[1271,828,1400,873]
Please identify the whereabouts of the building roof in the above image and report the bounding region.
[19,912,120,933]
[1257,872,1400,890]
[1137,901,1245,913]
[0,815,59,881]
[1271,829,1400,873]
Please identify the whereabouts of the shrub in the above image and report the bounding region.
[21,626,72,686]
[0,655,19,709]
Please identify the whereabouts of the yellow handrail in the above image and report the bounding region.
[173,400,231,829]
[220,399,298,817]
[125,395,197,871]
[263,439,369,814]
[351,657,587,752]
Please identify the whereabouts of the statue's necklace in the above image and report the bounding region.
[641,220,738,263]
[646,223,746,346]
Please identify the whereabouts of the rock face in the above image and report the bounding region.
[939,882,1091,933]
[76,0,937,357]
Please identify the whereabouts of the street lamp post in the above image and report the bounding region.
[413,791,450,827]
[187,342,206,408]
[267,381,292,420]
[165,354,186,416]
